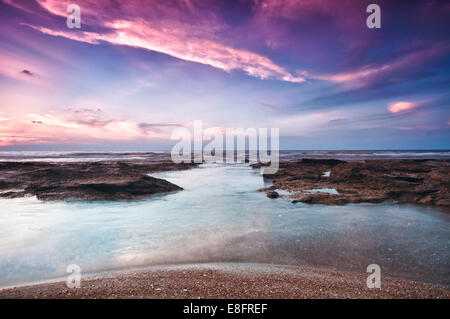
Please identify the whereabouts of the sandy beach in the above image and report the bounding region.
[0,263,448,299]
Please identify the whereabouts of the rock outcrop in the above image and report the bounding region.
[256,158,450,209]
[0,161,195,201]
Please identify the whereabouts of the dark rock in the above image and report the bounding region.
[0,191,26,199]
[266,191,279,199]
[300,158,346,166]
[272,158,450,209]
[28,175,182,201]
[0,160,196,201]
[250,162,271,169]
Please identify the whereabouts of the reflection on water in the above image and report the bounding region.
[0,163,448,287]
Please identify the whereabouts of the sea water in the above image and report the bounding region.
[0,162,448,288]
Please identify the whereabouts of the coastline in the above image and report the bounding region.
[0,263,448,299]
[0,152,448,298]
[0,154,448,209]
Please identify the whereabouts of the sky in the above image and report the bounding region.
[0,0,449,150]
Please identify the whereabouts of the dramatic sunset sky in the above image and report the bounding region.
[0,0,449,150]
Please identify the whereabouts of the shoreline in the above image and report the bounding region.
[0,262,448,299]
[0,156,448,209]
[0,155,448,298]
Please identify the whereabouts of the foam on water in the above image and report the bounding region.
[1,150,449,162]
[304,188,339,195]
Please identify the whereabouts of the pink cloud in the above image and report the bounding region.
[311,43,449,87]
[388,101,416,113]
[31,23,304,83]
[19,0,305,83]
[0,108,176,147]
[2,0,36,13]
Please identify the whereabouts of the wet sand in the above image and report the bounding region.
[0,263,448,299]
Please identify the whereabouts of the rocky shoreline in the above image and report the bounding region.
[0,160,196,201]
[255,158,450,210]
[1,157,448,207]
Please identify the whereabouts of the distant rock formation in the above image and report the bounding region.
[256,158,450,209]
[0,161,195,201]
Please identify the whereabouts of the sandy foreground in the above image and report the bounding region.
[0,263,448,299]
